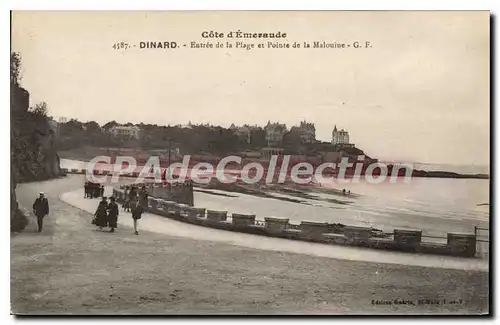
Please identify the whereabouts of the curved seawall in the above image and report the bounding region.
[60,186,488,271]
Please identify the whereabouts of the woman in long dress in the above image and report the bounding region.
[93,197,108,230]
[107,196,119,232]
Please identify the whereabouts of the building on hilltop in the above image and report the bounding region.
[331,125,354,148]
[234,125,252,144]
[290,120,316,144]
[230,124,262,144]
[109,125,141,140]
[264,121,287,146]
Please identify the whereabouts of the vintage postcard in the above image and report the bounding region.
[10,11,490,315]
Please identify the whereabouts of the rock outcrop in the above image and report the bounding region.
[11,80,63,232]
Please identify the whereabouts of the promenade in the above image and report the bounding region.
[11,175,489,314]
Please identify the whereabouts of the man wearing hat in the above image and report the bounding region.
[32,192,49,232]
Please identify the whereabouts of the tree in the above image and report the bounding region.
[102,120,119,131]
[84,121,101,132]
[82,121,102,146]
[282,131,302,146]
[66,118,84,130]
[30,101,49,117]
[250,128,266,148]
[11,52,21,86]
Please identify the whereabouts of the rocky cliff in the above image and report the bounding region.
[11,81,63,232]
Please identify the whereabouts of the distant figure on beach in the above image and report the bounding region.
[93,196,108,231]
[100,185,105,198]
[342,189,346,195]
[186,180,194,206]
[84,182,89,198]
[32,192,49,232]
[131,199,144,235]
[348,190,351,195]
[107,197,119,233]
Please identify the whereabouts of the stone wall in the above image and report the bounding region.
[149,185,194,206]
[112,187,479,258]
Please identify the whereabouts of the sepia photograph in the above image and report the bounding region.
[10,10,490,315]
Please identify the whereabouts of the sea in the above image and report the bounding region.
[195,163,490,256]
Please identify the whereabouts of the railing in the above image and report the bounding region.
[474,226,490,256]
[474,226,490,241]
[254,220,266,227]
[286,223,301,230]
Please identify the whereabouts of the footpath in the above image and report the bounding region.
[10,176,489,315]
[61,187,489,272]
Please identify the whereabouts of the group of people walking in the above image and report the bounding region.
[92,196,120,232]
[122,185,148,212]
[92,184,148,235]
[84,182,104,199]
[31,184,148,236]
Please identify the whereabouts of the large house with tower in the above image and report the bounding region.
[331,125,354,148]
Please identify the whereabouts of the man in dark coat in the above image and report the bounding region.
[84,182,89,198]
[93,196,108,230]
[123,186,130,211]
[92,183,100,199]
[127,186,138,212]
[107,197,119,232]
[129,186,138,200]
[138,185,148,208]
[89,183,95,198]
[138,186,146,200]
[32,192,49,232]
[131,200,144,235]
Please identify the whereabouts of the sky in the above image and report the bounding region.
[11,11,490,165]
